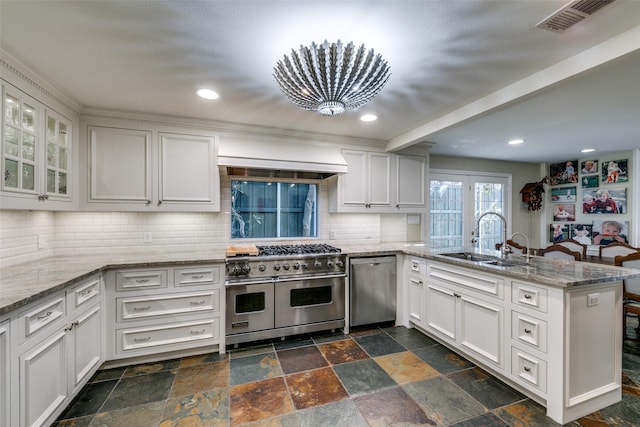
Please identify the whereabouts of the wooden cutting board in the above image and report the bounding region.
[226,244,259,257]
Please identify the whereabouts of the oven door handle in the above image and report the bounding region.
[273,273,347,283]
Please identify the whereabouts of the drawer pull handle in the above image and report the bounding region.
[191,274,204,279]
[135,279,150,283]
[524,366,531,372]
[133,306,151,311]
[37,311,53,321]
[453,293,461,298]
[80,289,93,296]
[134,336,151,342]
[524,328,532,334]
[190,300,206,305]
[524,294,532,299]
[190,329,206,335]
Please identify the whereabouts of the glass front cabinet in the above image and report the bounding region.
[2,82,73,209]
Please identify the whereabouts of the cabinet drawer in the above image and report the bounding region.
[511,281,548,313]
[175,266,221,287]
[115,270,168,292]
[511,347,547,393]
[19,294,66,342]
[427,263,504,299]
[69,276,101,311]
[117,319,219,353]
[511,311,548,353]
[116,291,219,322]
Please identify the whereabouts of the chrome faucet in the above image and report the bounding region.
[510,232,531,263]
[473,211,508,258]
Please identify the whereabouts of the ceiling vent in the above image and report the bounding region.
[536,0,616,32]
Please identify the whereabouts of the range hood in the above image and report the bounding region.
[218,137,348,180]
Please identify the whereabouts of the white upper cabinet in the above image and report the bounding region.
[82,122,220,212]
[1,82,74,210]
[329,149,427,213]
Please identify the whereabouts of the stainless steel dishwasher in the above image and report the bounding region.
[349,255,397,327]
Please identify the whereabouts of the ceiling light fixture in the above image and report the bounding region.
[508,139,524,145]
[360,114,378,122]
[581,148,596,153]
[273,40,391,116]
[197,89,219,100]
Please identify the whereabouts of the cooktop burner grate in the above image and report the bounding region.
[256,244,341,256]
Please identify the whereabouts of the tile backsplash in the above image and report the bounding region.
[0,180,412,267]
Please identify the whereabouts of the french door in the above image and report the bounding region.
[429,170,510,251]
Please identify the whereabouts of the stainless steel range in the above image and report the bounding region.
[225,244,346,346]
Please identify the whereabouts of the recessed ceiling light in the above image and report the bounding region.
[360,114,377,122]
[581,148,596,153]
[508,139,524,145]
[197,89,219,100]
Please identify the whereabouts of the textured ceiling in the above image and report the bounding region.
[1,0,639,162]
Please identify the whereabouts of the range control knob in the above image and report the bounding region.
[314,260,322,269]
[292,262,300,270]
[336,259,344,268]
[231,265,242,275]
[300,262,308,270]
[273,263,281,271]
[326,260,334,268]
[283,263,290,270]
[241,264,251,274]
[258,264,267,272]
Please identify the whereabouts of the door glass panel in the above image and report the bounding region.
[4,95,19,126]
[4,126,18,156]
[22,133,35,161]
[47,116,56,139]
[474,182,506,250]
[429,180,464,249]
[235,292,266,314]
[59,147,67,170]
[22,163,34,190]
[47,142,56,166]
[47,169,56,193]
[290,286,332,307]
[59,172,67,194]
[22,104,35,132]
[4,159,18,188]
[58,122,68,146]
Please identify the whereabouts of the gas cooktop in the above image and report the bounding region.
[255,243,341,256]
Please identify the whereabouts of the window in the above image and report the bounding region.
[429,171,510,251]
[231,180,318,239]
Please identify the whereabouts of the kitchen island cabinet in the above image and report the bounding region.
[0,318,9,427]
[400,251,629,425]
[81,122,220,212]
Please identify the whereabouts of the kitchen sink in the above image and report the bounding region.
[439,252,529,268]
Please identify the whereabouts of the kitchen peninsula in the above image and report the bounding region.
[1,245,639,426]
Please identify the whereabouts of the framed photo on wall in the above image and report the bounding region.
[569,224,593,245]
[553,204,575,221]
[580,160,598,174]
[583,187,627,214]
[592,220,629,245]
[551,186,576,202]
[550,223,570,242]
[550,160,579,185]
[581,175,598,188]
[601,159,628,184]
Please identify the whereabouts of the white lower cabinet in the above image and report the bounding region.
[405,256,622,424]
[106,263,224,361]
[12,274,103,427]
[424,263,504,369]
[1,318,10,427]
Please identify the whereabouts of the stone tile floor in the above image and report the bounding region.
[55,322,640,426]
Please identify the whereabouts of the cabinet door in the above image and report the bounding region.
[44,110,71,200]
[458,294,503,367]
[69,305,102,394]
[341,150,368,207]
[19,331,68,427]
[88,126,152,203]
[2,86,40,195]
[0,319,9,427]
[368,152,391,207]
[159,133,219,209]
[425,282,457,342]
[396,155,425,209]
[408,275,424,324]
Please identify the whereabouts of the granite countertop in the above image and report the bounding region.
[2,243,640,316]
[0,251,226,316]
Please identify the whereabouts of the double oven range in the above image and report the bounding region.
[225,244,346,346]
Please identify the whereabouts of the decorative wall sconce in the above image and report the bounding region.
[520,176,548,211]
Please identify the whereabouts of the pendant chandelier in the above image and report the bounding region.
[273,40,391,116]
